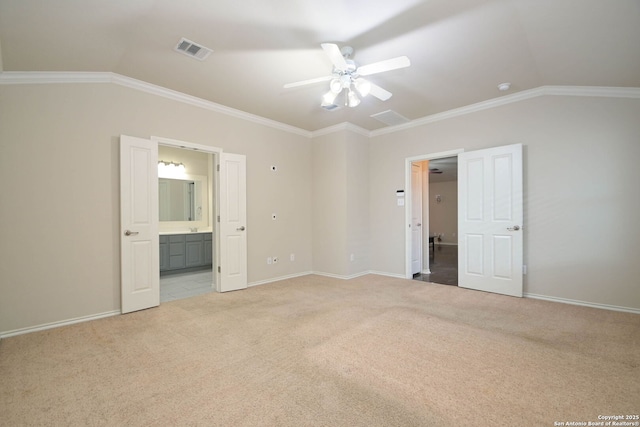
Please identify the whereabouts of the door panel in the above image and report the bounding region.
[120,135,159,313]
[219,153,247,292]
[458,143,523,297]
[465,234,484,275]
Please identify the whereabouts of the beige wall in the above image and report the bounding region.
[311,130,369,277]
[1,81,639,335]
[311,132,348,275]
[369,95,640,310]
[0,83,312,333]
[345,131,370,276]
[429,180,458,245]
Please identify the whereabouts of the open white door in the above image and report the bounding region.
[458,143,523,297]
[411,163,423,275]
[218,153,247,292]
[120,135,160,313]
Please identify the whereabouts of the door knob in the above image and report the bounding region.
[236,226,246,231]
[124,230,139,236]
[507,225,520,231]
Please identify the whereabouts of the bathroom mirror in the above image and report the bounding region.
[159,176,206,222]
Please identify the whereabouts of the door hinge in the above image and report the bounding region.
[218,266,221,273]
[217,164,220,172]
[217,215,220,222]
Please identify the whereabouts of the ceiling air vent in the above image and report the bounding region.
[370,110,410,126]
[174,37,212,61]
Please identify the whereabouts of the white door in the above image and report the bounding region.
[458,143,523,297]
[411,163,423,275]
[218,153,248,292]
[120,135,160,313]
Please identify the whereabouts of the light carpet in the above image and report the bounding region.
[1,274,638,426]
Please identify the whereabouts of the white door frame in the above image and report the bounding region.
[152,136,222,289]
[410,162,423,275]
[404,149,464,278]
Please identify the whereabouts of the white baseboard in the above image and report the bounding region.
[312,271,373,280]
[365,270,407,279]
[248,271,313,287]
[0,310,121,339]
[311,270,407,280]
[524,293,640,314]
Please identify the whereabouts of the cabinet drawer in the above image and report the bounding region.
[169,235,185,243]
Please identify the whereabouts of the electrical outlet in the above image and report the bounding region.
[350,253,355,262]
[290,253,295,261]
[267,257,272,265]
[273,257,278,264]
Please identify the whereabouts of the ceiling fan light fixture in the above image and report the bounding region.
[322,90,338,104]
[329,78,342,93]
[322,91,339,108]
[354,79,371,97]
[347,89,360,107]
[284,43,411,111]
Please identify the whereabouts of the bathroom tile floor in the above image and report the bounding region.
[414,244,458,286]
[160,269,214,303]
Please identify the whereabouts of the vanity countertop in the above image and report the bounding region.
[159,229,213,236]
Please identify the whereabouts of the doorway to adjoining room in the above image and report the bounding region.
[412,156,459,286]
[158,145,216,302]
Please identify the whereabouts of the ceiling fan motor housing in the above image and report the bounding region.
[340,46,354,58]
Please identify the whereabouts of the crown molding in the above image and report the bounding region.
[2,72,638,140]
[310,122,369,138]
[0,71,114,84]
[0,71,312,138]
[369,85,640,137]
[542,85,640,98]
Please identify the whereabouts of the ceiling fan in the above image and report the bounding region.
[284,43,410,111]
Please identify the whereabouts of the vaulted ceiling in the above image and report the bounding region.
[1,0,639,132]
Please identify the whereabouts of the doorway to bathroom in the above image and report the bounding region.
[157,144,216,303]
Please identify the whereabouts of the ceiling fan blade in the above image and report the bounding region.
[368,82,392,101]
[283,75,332,89]
[358,56,410,76]
[321,43,348,71]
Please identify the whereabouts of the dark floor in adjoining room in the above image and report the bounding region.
[414,244,458,286]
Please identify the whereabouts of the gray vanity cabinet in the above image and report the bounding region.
[204,233,212,264]
[185,234,204,267]
[159,235,169,270]
[169,235,186,269]
[160,233,213,272]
